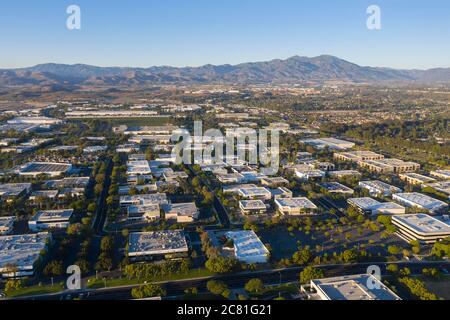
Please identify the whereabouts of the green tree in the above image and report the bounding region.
[206,280,228,296]
[131,283,166,299]
[300,266,324,284]
[244,278,265,294]
[205,256,238,274]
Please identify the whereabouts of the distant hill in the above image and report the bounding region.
[1,55,449,87]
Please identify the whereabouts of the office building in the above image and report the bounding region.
[348,197,406,215]
[359,180,402,197]
[304,274,401,300]
[128,230,188,262]
[0,232,51,277]
[392,214,450,244]
[28,209,74,231]
[239,200,267,215]
[392,193,448,214]
[275,197,318,216]
[224,230,270,264]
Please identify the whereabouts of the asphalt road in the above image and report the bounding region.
[14,261,450,301]
[92,158,113,235]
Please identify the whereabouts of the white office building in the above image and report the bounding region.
[225,230,270,264]
[28,209,74,231]
[392,214,450,244]
[392,193,448,214]
[275,197,318,216]
[304,274,401,300]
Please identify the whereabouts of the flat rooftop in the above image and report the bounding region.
[275,197,318,209]
[312,274,401,300]
[225,230,269,260]
[19,162,71,174]
[162,202,198,217]
[0,232,50,271]
[399,172,436,182]
[319,182,354,193]
[424,181,450,195]
[349,197,405,211]
[359,180,402,193]
[0,183,31,197]
[392,214,450,236]
[328,170,361,176]
[393,193,448,211]
[30,209,74,222]
[349,197,381,209]
[431,170,450,179]
[120,193,168,205]
[45,177,90,189]
[239,187,272,197]
[128,230,188,256]
[239,200,267,210]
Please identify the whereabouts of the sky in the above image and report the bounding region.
[0,0,449,69]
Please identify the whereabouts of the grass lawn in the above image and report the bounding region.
[6,283,65,298]
[87,268,214,289]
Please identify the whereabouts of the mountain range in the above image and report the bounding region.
[1,55,450,88]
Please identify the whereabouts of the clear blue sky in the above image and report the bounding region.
[0,0,449,69]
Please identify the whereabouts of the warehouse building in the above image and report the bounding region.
[0,183,32,200]
[301,138,355,150]
[0,232,51,277]
[348,197,406,216]
[430,170,450,180]
[128,230,189,262]
[294,165,326,180]
[224,230,269,264]
[318,182,354,195]
[392,193,448,214]
[423,181,450,199]
[327,170,362,179]
[44,177,90,190]
[17,162,72,177]
[120,193,169,207]
[127,160,152,176]
[399,173,436,186]
[392,214,450,244]
[334,151,385,162]
[359,180,402,197]
[0,216,15,235]
[358,158,420,174]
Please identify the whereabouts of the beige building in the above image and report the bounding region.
[358,158,420,173]
[334,151,384,162]
[399,173,436,185]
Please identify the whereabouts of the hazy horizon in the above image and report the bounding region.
[1,0,449,69]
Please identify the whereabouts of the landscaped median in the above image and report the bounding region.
[4,282,65,298]
[86,268,214,289]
